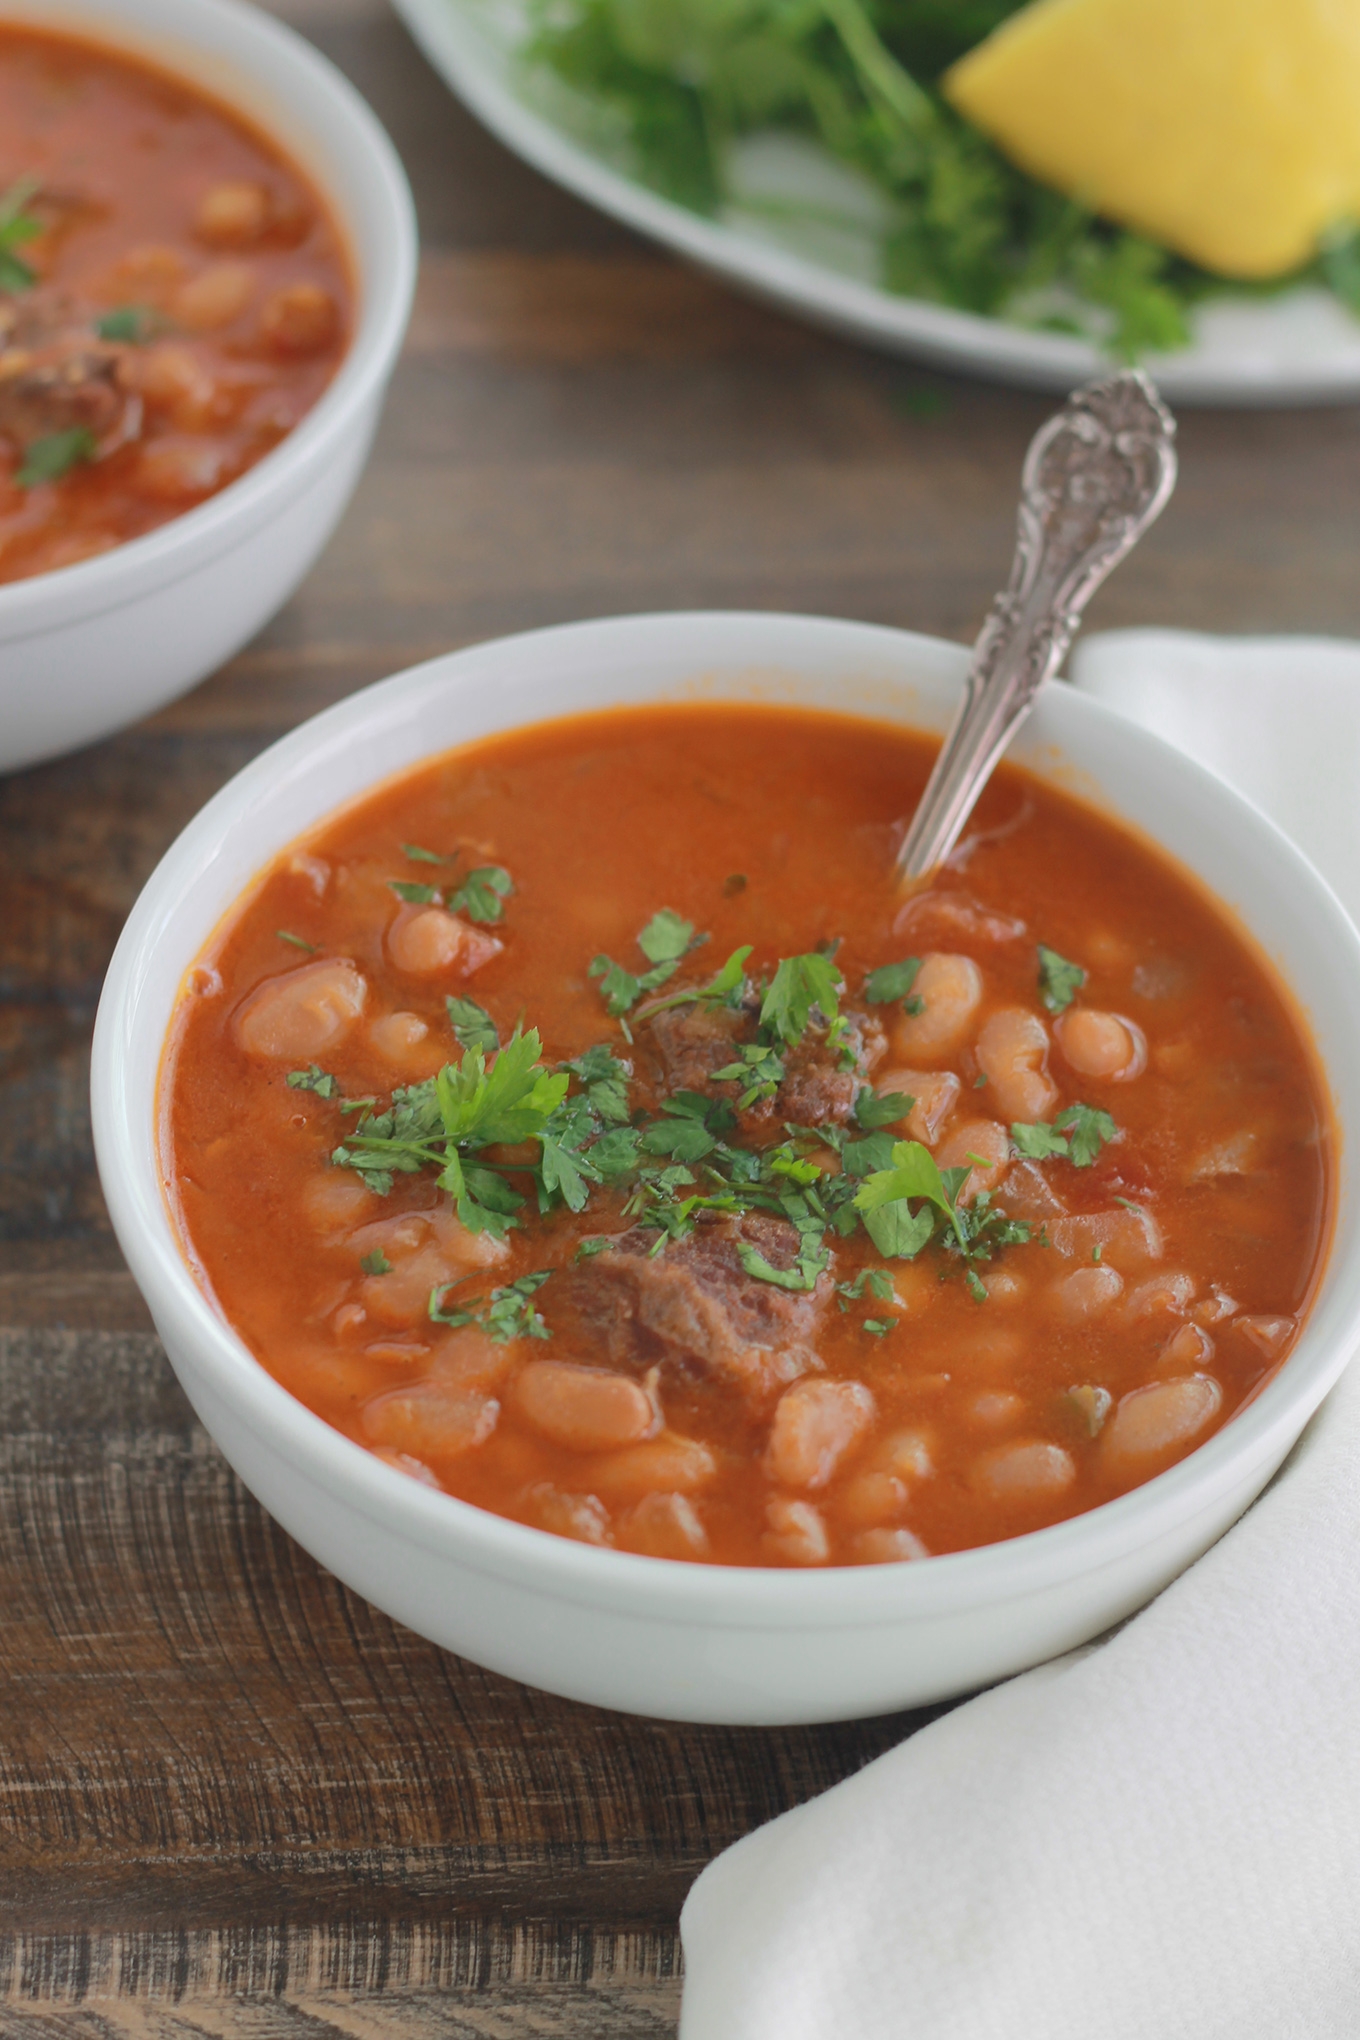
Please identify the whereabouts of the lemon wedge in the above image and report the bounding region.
[944,0,1360,278]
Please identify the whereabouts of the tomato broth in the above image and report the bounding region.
[162,706,1333,1567]
[0,25,350,584]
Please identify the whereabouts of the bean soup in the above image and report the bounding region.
[162,706,1333,1566]
[0,25,350,585]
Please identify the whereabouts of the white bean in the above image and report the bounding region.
[968,1390,1024,1429]
[972,1440,1076,1503]
[303,1169,377,1237]
[351,1207,507,1327]
[1054,1008,1147,1082]
[1048,1206,1163,1269]
[1066,1385,1113,1436]
[975,1007,1058,1123]
[172,261,255,330]
[588,1433,717,1501]
[1235,1315,1297,1360]
[235,957,366,1060]
[1101,1375,1222,1475]
[362,1385,498,1458]
[872,1067,960,1146]
[934,1118,1010,1203]
[388,907,503,979]
[889,953,983,1064]
[1126,1272,1196,1323]
[1053,1264,1124,1321]
[849,1527,929,1565]
[619,1491,708,1559]
[836,1471,908,1527]
[762,1496,829,1566]
[1156,1322,1215,1376]
[513,1362,657,1453]
[764,1378,875,1491]
[523,1484,612,1546]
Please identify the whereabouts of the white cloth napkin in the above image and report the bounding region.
[679,630,1360,2040]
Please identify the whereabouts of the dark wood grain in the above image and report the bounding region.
[4,0,1360,2030]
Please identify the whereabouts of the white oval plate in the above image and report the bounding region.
[392,0,1360,406]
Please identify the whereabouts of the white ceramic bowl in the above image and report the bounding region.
[0,0,416,775]
[92,612,1360,1725]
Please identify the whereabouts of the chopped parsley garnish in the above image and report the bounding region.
[306,1027,639,1237]
[561,1043,633,1124]
[1037,943,1086,1014]
[853,1139,1030,1288]
[736,1229,829,1293]
[864,956,922,1007]
[1011,1103,1118,1169]
[287,1065,338,1098]
[854,1086,914,1130]
[327,1028,570,1234]
[359,1249,392,1275]
[446,994,499,1055]
[863,1319,896,1336]
[636,943,752,1019]
[591,908,708,1017]
[401,842,446,864]
[710,1040,785,1110]
[388,861,515,922]
[640,1089,734,1162]
[760,951,841,1046]
[94,304,159,343]
[430,1269,553,1342]
[574,1235,615,1261]
[450,864,514,923]
[0,176,40,292]
[276,929,318,953]
[836,1267,896,1309]
[16,427,97,489]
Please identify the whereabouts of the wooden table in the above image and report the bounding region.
[4,2,1360,2030]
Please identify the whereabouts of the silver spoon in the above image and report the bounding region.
[896,368,1177,885]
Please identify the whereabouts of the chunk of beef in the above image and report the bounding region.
[0,293,140,454]
[646,999,746,1095]
[566,1211,829,1405]
[643,997,885,1131]
[779,1011,885,1127]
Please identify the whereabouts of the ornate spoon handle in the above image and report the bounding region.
[895,369,1177,885]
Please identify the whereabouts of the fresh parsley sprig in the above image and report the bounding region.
[760,951,841,1045]
[325,1028,569,1234]
[590,908,708,1019]
[389,853,515,923]
[429,1269,553,1342]
[1011,1102,1118,1168]
[852,1139,1031,1297]
[446,994,499,1055]
[1037,943,1086,1014]
[0,176,41,292]
[864,956,924,1012]
[15,427,97,489]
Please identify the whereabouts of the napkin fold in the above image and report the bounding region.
[679,630,1360,2040]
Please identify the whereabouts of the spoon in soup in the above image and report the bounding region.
[896,368,1177,884]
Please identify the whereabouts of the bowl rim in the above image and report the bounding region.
[91,610,1360,1628]
[0,0,417,634]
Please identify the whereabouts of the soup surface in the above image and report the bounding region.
[0,26,350,585]
[163,706,1332,1567]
